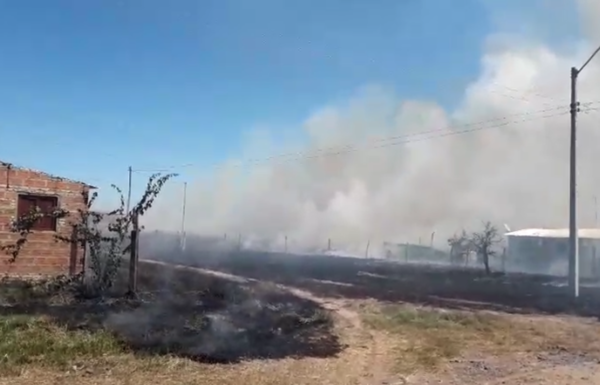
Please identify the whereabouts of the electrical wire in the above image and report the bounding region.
[489,82,565,105]
[132,106,583,173]
[129,77,600,174]
[232,110,572,166]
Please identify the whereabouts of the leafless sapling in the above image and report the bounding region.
[447,230,471,266]
[470,221,502,275]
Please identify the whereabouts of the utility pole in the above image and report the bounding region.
[595,196,599,280]
[126,166,133,214]
[568,44,600,299]
[594,196,598,228]
[569,66,580,298]
[180,181,187,252]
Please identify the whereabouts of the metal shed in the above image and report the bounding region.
[504,228,600,278]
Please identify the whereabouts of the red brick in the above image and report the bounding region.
[0,167,90,277]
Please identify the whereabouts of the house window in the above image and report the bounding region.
[17,194,59,231]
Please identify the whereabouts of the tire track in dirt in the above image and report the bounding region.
[282,286,399,385]
[484,363,600,385]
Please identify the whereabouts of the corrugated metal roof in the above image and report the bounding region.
[505,228,600,239]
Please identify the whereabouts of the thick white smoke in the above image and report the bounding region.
[145,1,600,256]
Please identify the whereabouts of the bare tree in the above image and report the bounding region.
[470,221,502,275]
[447,230,471,266]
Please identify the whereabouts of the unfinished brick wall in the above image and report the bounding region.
[0,164,91,277]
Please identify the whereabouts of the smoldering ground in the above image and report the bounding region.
[0,261,342,363]
[103,261,340,362]
[140,232,600,320]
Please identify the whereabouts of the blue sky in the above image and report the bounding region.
[0,0,580,208]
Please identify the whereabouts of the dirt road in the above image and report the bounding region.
[156,261,600,384]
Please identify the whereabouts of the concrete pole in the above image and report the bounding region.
[126,166,132,213]
[568,66,579,298]
[568,45,600,298]
[180,182,187,252]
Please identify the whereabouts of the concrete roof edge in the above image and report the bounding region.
[0,160,97,189]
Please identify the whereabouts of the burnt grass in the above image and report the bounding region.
[0,261,342,364]
[151,246,600,319]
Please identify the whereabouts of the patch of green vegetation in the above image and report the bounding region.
[362,305,504,374]
[365,306,498,332]
[0,314,124,371]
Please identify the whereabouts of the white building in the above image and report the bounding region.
[504,228,600,279]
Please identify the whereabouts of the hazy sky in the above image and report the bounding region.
[2,0,496,197]
[1,0,598,254]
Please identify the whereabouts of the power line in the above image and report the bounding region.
[490,82,565,105]
[133,106,583,173]
[242,110,571,166]
[245,105,571,163]
[131,105,569,173]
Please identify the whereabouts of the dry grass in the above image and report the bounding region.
[4,262,600,385]
[0,263,343,384]
[360,301,600,376]
[0,308,350,385]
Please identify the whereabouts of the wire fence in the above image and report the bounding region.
[134,229,600,282]
[136,229,510,270]
[82,207,598,297]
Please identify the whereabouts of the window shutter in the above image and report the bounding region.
[37,196,58,231]
[17,195,58,231]
[17,196,36,219]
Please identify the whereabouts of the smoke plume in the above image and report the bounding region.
[145,1,600,256]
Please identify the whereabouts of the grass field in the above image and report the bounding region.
[1,258,600,384]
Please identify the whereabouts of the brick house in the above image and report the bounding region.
[0,161,94,277]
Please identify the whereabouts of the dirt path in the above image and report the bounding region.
[144,261,600,385]
[283,286,401,385]
[156,261,401,384]
[485,363,600,385]
[124,261,600,384]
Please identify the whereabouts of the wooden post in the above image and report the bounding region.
[328,238,331,251]
[365,240,370,258]
[128,212,140,296]
[82,216,92,281]
[592,242,598,280]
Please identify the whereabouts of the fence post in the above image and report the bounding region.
[128,212,139,296]
[328,238,331,251]
[82,216,91,282]
[404,242,408,263]
[365,240,370,258]
[284,235,288,253]
[502,246,507,273]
